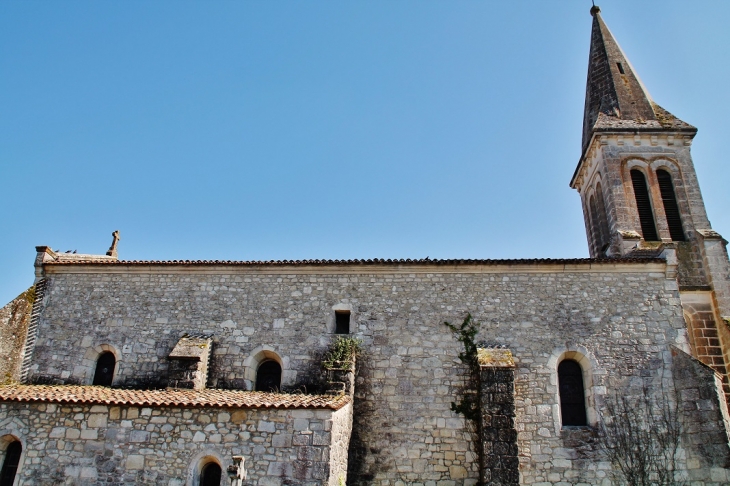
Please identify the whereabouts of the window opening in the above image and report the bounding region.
[656,169,685,241]
[92,351,116,386]
[200,461,222,486]
[594,182,610,253]
[0,441,22,486]
[255,360,282,392]
[617,62,625,74]
[335,311,351,334]
[589,196,602,256]
[558,359,587,426]
[630,169,659,241]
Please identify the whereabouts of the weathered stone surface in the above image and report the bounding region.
[0,400,352,486]
[0,287,33,382]
[7,258,727,484]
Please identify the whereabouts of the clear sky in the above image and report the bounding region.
[1,1,729,305]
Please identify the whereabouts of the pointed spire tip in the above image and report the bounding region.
[590,5,601,16]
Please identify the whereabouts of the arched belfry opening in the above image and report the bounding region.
[656,169,685,241]
[630,169,659,242]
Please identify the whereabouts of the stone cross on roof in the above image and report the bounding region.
[106,230,120,258]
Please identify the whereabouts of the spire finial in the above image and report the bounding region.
[590,3,601,16]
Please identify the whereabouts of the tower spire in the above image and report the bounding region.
[581,7,694,154]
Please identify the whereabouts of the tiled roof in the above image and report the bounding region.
[43,256,666,266]
[0,385,350,410]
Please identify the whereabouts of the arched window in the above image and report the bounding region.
[0,440,22,486]
[630,169,659,241]
[255,360,282,392]
[656,169,685,241]
[558,359,587,426]
[92,352,116,386]
[594,182,610,251]
[200,461,222,486]
[589,195,602,256]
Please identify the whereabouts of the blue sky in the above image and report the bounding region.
[1,1,729,304]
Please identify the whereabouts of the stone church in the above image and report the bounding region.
[1,6,730,485]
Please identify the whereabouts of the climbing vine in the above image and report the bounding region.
[444,313,484,485]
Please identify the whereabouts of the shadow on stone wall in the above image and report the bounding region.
[346,353,391,485]
[671,346,730,469]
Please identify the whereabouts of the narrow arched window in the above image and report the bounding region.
[558,359,587,426]
[595,182,610,250]
[656,169,685,241]
[255,360,282,392]
[200,461,222,486]
[630,169,659,241]
[0,441,22,486]
[589,195,602,255]
[92,352,116,386]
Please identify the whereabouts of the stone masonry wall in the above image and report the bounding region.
[0,400,351,486]
[23,262,730,484]
[682,298,730,398]
[671,347,730,483]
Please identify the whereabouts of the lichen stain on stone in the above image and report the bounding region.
[477,348,515,368]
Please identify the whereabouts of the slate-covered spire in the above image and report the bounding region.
[581,6,694,152]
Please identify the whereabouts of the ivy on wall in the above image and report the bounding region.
[444,314,484,485]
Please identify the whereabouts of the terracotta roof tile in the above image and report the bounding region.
[0,385,350,410]
[44,256,666,267]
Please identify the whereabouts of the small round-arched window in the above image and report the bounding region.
[255,360,282,392]
[0,440,22,486]
[558,359,587,426]
[93,352,116,386]
[200,461,221,486]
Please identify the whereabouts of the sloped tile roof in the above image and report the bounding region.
[0,385,350,410]
[43,257,666,266]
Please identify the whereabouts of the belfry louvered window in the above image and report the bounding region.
[630,169,659,241]
[656,169,685,241]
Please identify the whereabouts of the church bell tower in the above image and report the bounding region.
[570,6,730,397]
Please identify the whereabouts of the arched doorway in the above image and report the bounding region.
[200,461,221,486]
[0,440,22,486]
